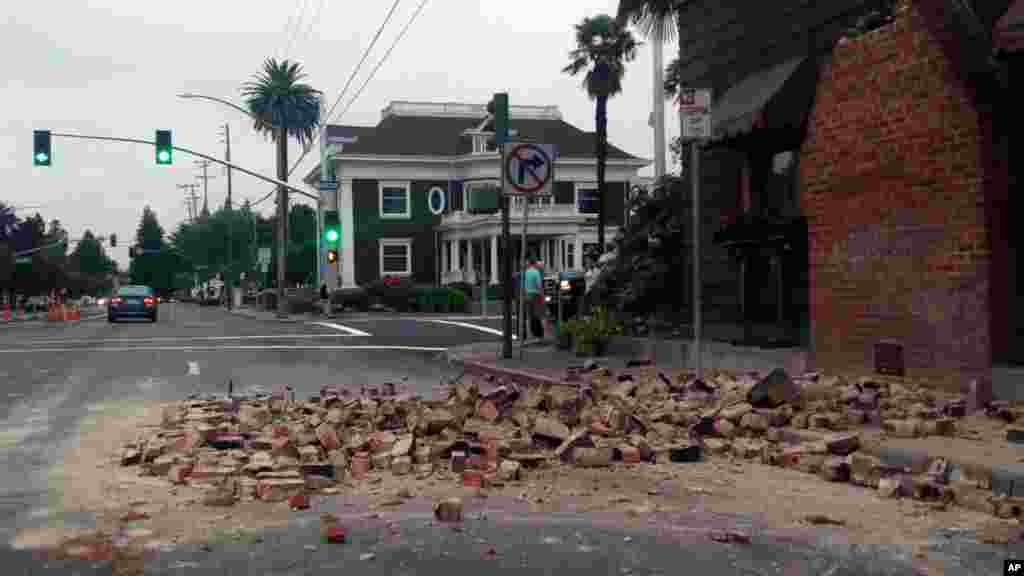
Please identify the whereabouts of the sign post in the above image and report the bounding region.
[679,88,712,380]
[502,141,555,353]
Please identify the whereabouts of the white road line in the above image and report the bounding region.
[15,334,360,346]
[310,321,373,337]
[418,319,517,339]
[0,345,446,354]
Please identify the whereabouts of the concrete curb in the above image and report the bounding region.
[455,356,568,389]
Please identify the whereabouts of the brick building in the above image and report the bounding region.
[674,0,1015,391]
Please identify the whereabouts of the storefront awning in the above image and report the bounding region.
[708,56,820,147]
[996,0,1024,52]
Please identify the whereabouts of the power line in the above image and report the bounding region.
[278,1,306,60]
[283,0,404,179]
[297,0,327,57]
[332,0,430,125]
[284,0,312,59]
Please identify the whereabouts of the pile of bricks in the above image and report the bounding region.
[117,365,1019,518]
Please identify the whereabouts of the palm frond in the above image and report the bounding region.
[240,57,322,145]
[615,0,679,42]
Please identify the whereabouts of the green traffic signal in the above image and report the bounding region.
[323,210,340,247]
[155,130,172,165]
[33,130,52,166]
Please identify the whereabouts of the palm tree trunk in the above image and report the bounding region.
[275,129,289,317]
[595,93,609,256]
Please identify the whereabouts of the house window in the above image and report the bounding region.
[379,238,412,276]
[583,243,600,266]
[379,181,411,219]
[564,242,575,270]
[575,185,600,214]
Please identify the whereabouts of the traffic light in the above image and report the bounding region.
[487,93,509,146]
[155,130,172,165]
[109,234,116,247]
[33,130,52,166]
[323,210,340,246]
[327,249,338,264]
[129,246,135,258]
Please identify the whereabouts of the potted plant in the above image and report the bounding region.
[570,306,622,357]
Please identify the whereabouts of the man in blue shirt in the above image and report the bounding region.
[523,258,546,340]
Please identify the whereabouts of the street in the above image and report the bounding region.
[0,303,1009,575]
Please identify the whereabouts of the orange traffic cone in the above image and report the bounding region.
[74,306,81,320]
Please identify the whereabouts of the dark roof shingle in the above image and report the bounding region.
[324,115,640,160]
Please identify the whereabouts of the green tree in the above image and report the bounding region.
[129,206,174,293]
[286,204,317,286]
[241,58,322,310]
[67,230,116,296]
[563,15,639,255]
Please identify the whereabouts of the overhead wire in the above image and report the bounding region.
[284,0,313,59]
[331,0,430,125]
[283,0,404,179]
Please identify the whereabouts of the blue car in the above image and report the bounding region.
[107,285,158,323]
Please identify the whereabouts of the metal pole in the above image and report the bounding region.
[501,144,513,359]
[652,26,666,179]
[691,142,702,380]
[519,198,529,357]
[224,123,233,310]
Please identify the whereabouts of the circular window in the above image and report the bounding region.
[427,186,446,215]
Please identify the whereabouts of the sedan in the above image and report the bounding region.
[108,285,158,323]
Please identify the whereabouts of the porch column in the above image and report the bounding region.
[490,235,499,284]
[452,238,462,275]
[442,240,450,276]
[466,239,475,282]
[574,235,583,271]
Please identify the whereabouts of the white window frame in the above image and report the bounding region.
[574,182,600,214]
[379,238,413,277]
[378,181,411,219]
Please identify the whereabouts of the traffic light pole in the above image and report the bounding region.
[44,132,318,201]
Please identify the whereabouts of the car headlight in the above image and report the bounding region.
[560,280,570,291]
[545,296,551,303]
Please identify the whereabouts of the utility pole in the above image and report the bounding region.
[219,124,234,309]
[177,183,200,223]
[195,160,215,218]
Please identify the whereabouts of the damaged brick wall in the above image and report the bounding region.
[799,0,997,391]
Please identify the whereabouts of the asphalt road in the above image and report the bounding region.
[0,304,1018,574]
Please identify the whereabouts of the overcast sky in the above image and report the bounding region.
[3,0,680,271]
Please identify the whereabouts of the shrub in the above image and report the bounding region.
[447,288,467,313]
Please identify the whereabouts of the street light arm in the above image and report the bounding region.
[47,132,318,201]
[177,93,283,132]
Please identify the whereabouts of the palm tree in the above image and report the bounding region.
[563,15,639,256]
[616,1,678,178]
[241,57,321,315]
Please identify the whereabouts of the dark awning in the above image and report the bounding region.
[997,0,1024,52]
[708,55,820,147]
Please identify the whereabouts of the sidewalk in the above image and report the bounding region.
[447,340,1024,513]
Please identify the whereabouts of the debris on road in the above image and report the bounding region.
[112,364,1022,523]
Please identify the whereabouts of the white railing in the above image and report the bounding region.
[441,203,583,226]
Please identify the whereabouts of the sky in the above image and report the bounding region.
[2,0,681,271]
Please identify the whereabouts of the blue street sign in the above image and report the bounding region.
[318,180,339,191]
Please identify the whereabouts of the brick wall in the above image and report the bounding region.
[799,0,996,391]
